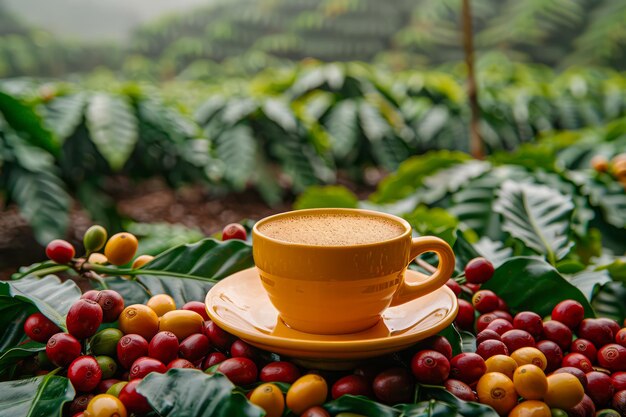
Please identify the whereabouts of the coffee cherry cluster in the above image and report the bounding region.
[437,257,626,416]
[591,153,626,190]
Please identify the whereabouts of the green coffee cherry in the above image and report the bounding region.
[96,355,117,379]
[106,381,128,398]
[83,225,108,253]
[90,328,123,356]
[595,410,620,417]
[550,409,568,417]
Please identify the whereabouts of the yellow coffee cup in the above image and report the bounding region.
[252,208,455,335]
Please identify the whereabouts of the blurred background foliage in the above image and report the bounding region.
[0,0,625,258]
[1,0,626,80]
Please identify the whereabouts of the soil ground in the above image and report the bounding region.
[0,177,375,279]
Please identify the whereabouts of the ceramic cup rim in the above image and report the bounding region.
[252,207,412,249]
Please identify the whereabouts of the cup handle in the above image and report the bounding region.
[389,236,455,307]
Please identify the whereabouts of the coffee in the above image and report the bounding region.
[258,213,404,246]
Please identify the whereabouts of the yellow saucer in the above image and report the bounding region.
[205,268,458,367]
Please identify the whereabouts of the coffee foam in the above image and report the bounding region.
[258,214,404,246]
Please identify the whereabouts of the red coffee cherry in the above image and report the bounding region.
[331,374,372,399]
[68,394,93,415]
[167,358,196,369]
[562,353,593,373]
[203,352,228,370]
[568,394,595,417]
[578,319,615,348]
[446,279,461,296]
[444,379,476,402]
[597,343,626,372]
[179,334,210,362]
[513,311,543,340]
[230,339,257,360]
[612,372,626,391]
[372,368,415,405]
[414,335,453,360]
[536,340,563,373]
[491,310,513,322]
[599,318,621,339]
[570,339,597,364]
[202,321,234,351]
[476,329,502,345]
[410,350,450,384]
[81,290,100,302]
[542,320,572,351]
[476,313,498,333]
[222,223,247,241]
[46,239,75,264]
[148,331,179,364]
[46,333,81,367]
[612,390,626,416]
[501,329,535,352]
[97,379,121,394]
[551,299,584,329]
[217,357,258,386]
[94,290,124,323]
[585,371,615,408]
[260,361,301,384]
[23,313,60,343]
[615,328,626,347]
[117,334,149,369]
[66,299,103,340]
[449,353,486,385]
[464,257,494,284]
[119,379,151,414]
[472,290,499,314]
[182,301,210,321]
[455,299,475,330]
[486,318,514,335]
[476,340,509,360]
[129,357,167,379]
[68,356,102,392]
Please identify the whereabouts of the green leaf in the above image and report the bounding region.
[438,324,475,356]
[0,297,33,353]
[0,374,75,417]
[136,238,254,306]
[6,167,71,245]
[325,100,359,160]
[592,282,626,322]
[0,342,45,376]
[0,275,82,330]
[127,222,205,256]
[371,151,469,204]
[494,180,575,264]
[570,171,626,230]
[412,385,499,417]
[404,205,459,247]
[0,91,58,155]
[96,277,151,306]
[262,98,297,132]
[86,93,138,171]
[216,125,257,190]
[473,237,513,268]
[324,395,400,417]
[42,93,87,143]
[418,161,492,205]
[137,369,264,417]
[294,185,358,210]
[567,268,611,300]
[482,257,595,317]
